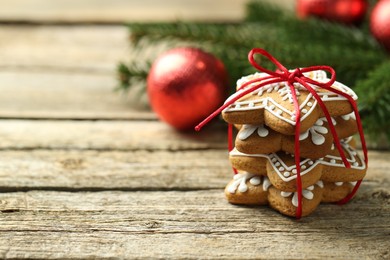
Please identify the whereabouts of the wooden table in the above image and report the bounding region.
[0,1,389,259]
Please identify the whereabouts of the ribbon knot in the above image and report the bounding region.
[287,68,302,84]
[195,48,368,219]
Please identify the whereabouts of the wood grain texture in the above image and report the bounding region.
[0,120,226,150]
[0,26,128,72]
[0,71,154,119]
[0,2,388,258]
[0,149,386,191]
[0,25,155,119]
[0,187,388,259]
[0,0,296,23]
[0,150,231,191]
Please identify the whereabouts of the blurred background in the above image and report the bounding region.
[0,0,293,22]
[0,0,388,148]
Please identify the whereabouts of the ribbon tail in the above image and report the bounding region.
[195,78,283,131]
[288,82,302,219]
[296,78,351,168]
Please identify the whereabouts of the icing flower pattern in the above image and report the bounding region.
[238,124,269,140]
[280,181,324,207]
[227,172,271,194]
[299,118,330,145]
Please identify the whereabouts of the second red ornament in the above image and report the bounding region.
[297,0,368,25]
[370,0,390,51]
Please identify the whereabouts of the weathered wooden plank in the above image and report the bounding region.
[0,71,153,119]
[0,120,226,150]
[0,25,156,118]
[0,150,231,190]
[0,26,128,72]
[0,187,388,259]
[0,149,386,191]
[0,0,250,23]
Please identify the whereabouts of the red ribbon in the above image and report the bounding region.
[195,48,368,219]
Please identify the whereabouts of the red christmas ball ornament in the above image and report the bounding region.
[297,0,368,24]
[147,47,229,130]
[370,0,390,51]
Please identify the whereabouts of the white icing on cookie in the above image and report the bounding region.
[230,142,365,183]
[279,84,301,104]
[280,181,323,207]
[316,180,324,188]
[263,177,271,191]
[238,124,269,140]
[299,118,329,145]
[341,112,357,121]
[223,70,358,127]
[227,173,269,194]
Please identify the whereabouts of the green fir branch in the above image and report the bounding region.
[116,61,149,92]
[356,60,390,141]
[118,0,390,142]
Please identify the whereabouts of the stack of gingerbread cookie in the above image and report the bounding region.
[221,70,367,217]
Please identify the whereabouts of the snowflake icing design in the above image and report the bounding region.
[227,172,271,194]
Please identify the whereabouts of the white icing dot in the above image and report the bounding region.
[263,177,272,191]
[275,162,281,167]
[271,158,277,162]
[276,109,283,115]
[319,158,324,161]
[302,190,314,200]
[257,125,269,137]
[306,185,314,191]
[235,104,241,109]
[228,186,236,194]
[330,159,336,164]
[335,182,343,186]
[250,176,261,186]
[267,87,273,93]
[315,119,324,126]
[307,102,313,107]
[316,180,324,188]
[323,95,329,100]
[292,169,297,174]
[283,172,290,177]
[350,181,357,186]
[248,102,254,107]
[278,167,284,171]
[281,191,292,197]
[301,165,307,170]
[302,109,308,114]
[352,151,357,156]
[353,162,359,166]
[269,105,275,110]
[292,193,299,207]
[238,184,248,193]
[233,174,240,180]
[308,160,314,165]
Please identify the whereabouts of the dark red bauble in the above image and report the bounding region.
[370,0,390,51]
[147,47,229,130]
[297,0,368,24]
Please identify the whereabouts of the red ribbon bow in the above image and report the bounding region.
[195,48,368,219]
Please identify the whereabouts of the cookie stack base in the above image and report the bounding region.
[224,174,356,218]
